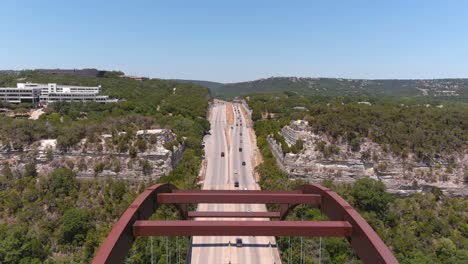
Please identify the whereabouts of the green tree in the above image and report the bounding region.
[351,178,392,216]
[59,208,91,245]
[1,162,13,179]
[93,162,105,176]
[24,160,37,177]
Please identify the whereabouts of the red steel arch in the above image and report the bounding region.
[93,183,398,264]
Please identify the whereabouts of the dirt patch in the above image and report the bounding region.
[225,102,234,126]
[29,108,45,120]
[224,127,231,150]
[198,159,207,182]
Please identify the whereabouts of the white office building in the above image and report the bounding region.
[0,83,117,104]
[0,86,42,104]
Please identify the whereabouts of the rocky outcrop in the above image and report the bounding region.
[268,121,467,197]
[0,129,184,181]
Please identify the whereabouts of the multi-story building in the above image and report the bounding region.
[0,82,117,104]
[281,120,311,146]
[0,86,42,104]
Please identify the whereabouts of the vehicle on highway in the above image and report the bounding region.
[234,181,239,187]
[242,161,246,166]
[221,152,225,157]
[236,238,243,247]
[239,147,242,152]
[233,169,238,175]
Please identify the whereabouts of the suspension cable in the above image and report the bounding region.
[150,237,154,264]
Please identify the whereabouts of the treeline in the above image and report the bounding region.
[249,92,467,162]
[0,168,139,263]
[0,71,210,262]
[251,95,467,263]
[0,71,209,152]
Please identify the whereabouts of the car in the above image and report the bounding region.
[233,169,238,174]
[240,133,242,136]
[221,152,225,157]
[242,161,246,166]
[236,124,238,126]
[236,238,243,247]
[234,181,239,187]
[239,147,242,152]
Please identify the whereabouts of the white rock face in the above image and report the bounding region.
[0,129,184,181]
[269,121,467,197]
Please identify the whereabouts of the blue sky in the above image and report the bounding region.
[1,0,467,82]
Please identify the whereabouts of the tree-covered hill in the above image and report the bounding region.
[0,70,210,262]
[209,77,468,100]
[249,94,467,263]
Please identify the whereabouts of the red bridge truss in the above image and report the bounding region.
[93,183,398,264]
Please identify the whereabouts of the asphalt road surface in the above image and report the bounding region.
[189,101,282,264]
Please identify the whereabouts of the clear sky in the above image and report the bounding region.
[1,0,467,83]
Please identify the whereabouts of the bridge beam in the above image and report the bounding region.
[157,193,321,204]
[188,211,281,218]
[133,220,352,237]
[92,183,180,264]
[299,184,399,264]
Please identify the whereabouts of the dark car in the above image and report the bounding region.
[242,161,246,166]
[239,147,242,152]
[236,238,243,247]
[221,152,225,157]
[234,181,239,187]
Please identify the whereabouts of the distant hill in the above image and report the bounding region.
[207,77,468,99]
[171,79,224,90]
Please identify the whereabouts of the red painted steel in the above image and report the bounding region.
[92,183,178,264]
[158,192,321,204]
[188,211,281,218]
[93,184,399,264]
[172,189,302,194]
[299,184,399,264]
[133,220,352,237]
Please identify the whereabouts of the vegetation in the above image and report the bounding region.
[251,95,468,263]
[210,76,468,100]
[249,92,467,162]
[0,71,209,263]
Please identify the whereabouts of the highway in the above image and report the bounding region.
[190,101,282,263]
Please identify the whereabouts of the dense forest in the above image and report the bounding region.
[0,71,208,262]
[251,94,467,263]
[248,92,467,162]
[209,77,468,100]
